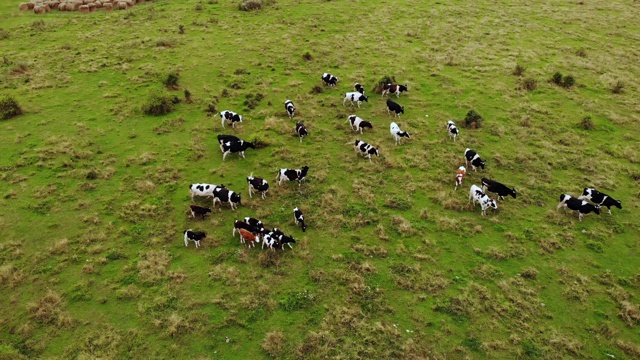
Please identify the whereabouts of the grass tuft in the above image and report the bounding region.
[137,250,171,284]
[261,330,285,358]
[0,95,23,120]
[464,110,483,129]
[512,64,526,76]
[27,290,73,328]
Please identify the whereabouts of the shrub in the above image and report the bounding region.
[464,110,483,129]
[512,64,526,76]
[142,92,176,116]
[373,75,396,94]
[310,85,323,94]
[163,72,180,89]
[261,331,285,358]
[184,89,192,103]
[521,77,537,91]
[611,80,625,94]
[0,95,23,120]
[580,116,595,130]
[562,75,575,88]
[239,0,275,11]
[302,51,313,61]
[552,72,563,85]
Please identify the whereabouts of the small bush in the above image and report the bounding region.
[552,72,563,85]
[520,77,537,91]
[239,0,275,11]
[0,95,23,120]
[142,92,176,116]
[163,72,180,89]
[611,80,625,94]
[261,331,285,358]
[513,64,526,76]
[576,48,587,57]
[194,3,203,11]
[580,116,595,130]
[184,89,192,103]
[310,85,323,94]
[178,25,185,34]
[464,110,483,129]
[302,51,313,61]
[373,75,396,94]
[562,75,575,88]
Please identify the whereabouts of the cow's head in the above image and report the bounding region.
[373,148,380,157]
[593,205,601,214]
[360,95,369,102]
[478,161,486,170]
[247,176,253,182]
[246,142,256,149]
[510,188,517,198]
[488,200,498,210]
[400,106,405,114]
[231,192,241,204]
[362,121,373,129]
[400,85,408,92]
[614,200,622,209]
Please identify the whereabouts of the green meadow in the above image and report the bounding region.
[0,0,639,358]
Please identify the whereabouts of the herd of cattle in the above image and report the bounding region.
[183,72,623,249]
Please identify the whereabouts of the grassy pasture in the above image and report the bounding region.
[0,0,639,358]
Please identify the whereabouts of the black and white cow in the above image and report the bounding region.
[578,188,622,215]
[220,110,243,129]
[343,92,369,108]
[347,115,373,134]
[557,194,601,221]
[354,140,380,162]
[213,187,241,210]
[189,183,223,200]
[322,73,338,86]
[233,220,260,239]
[464,148,486,171]
[293,207,306,232]
[262,232,279,251]
[217,134,240,152]
[354,83,365,94]
[469,184,498,216]
[386,99,404,117]
[381,83,408,98]
[189,205,212,220]
[247,175,269,199]
[244,217,264,229]
[390,122,410,145]
[296,121,308,143]
[284,100,295,118]
[221,139,255,161]
[184,229,206,248]
[276,233,296,250]
[276,166,310,186]
[446,120,459,142]
[481,178,517,201]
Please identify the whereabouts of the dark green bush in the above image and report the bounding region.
[0,95,23,120]
[521,77,537,91]
[142,92,176,116]
[611,81,625,94]
[163,72,180,89]
[513,64,526,76]
[562,75,575,88]
[552,72,563,85]
[373,75,396,94]
[580,116,595,130]
[464,110,483,129]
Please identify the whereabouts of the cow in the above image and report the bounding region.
[469,184,498,216]
[220,110,243,129]
[262,233,279,251]
[454,166,467,190]
[293,207,306,232]
[354,83,365,94]
[446,120,459,142]
[390,122,410,145]
[464,148,485,171]
[481,178,517,201]
[239,228,259,248]
[221,139,255,161]
[244,217,264,229]
[247,175,269,199]
[296,121,308,143]
[276,166,310,186]
[381,83,408,98]
[233,220,262,239]
[354,140,379,162]
[213,187,241,210]
[189,205,211,220]
[557,194,601,221]
[322,73,338,86]
[347,115,373,134]
[578,188,622,215]
[217,134,240,152]
[386,99,404,117]
[189,183,223,200]
[343,92,369,108]
[284,100,295,118]
[276,234,296,250]
[184,229,206,248]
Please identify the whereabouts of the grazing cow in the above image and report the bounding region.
[390,122,410,145]
[220,110,243,129]
[184,229,206,248]
[354,83,365,94]
[296,122,308,143]
[244,217,264,229]
[189,183,223,200]
[213,187,241,210]
[343,92,369,108]
[386,99,404,117]
[481,178,517,201]
[276,166,310,186]
[262,233,279,251]
[347,115,373,134]
[239,228,259,248]
[293,207,306,232]
[247,175,269,199]
[557,194,601,221]
[454,166,467,190]
[284,100,295,118]
[322,73,338,86]
[469,184,498,216]
[221,139,255,161]
[189,205,211,220]
[464,148,486,171]
[276,234,296,250]
[233,220,261,239]
[354,140,380,162]
[578,188,622,215]
[217,134,240,152]
[446,120,459,142]
[381,83,408,98]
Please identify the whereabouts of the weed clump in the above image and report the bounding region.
[464,110,483,129]
[551,72,575,88]
[611,80,625,94]
[27,290,73,327]
[520,77,537,91]
[163,72,180,89]
[244,93,264,110]
[310,85,323,94]
[142,92,178,116]
[261,331,285,358]
[373,75,396,94]
[302,51,313,61]
[512,64,526,76]
[239,0,276,11]
[580,116,595,130]
[137,250,171,284]
[280,289,316,312]
[0,95,23,120]
[552,72,563,85]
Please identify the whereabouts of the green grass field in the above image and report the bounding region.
[1,0,639,358]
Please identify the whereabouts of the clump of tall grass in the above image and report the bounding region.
[611,80,625,94]
[512,64,526,76]
[239,0,276,11]
[27,290,73,327]
[464,110,483,129]
[137,250,171,284]
[142,91,179,116]
[262,330,286,357]
[0,95,23,120]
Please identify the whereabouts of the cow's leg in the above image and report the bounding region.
[248,185,253,198]
[578,212,583,221]
[223,151,230,161]
[184,235,189,247]
[221,118,225,128]
[288,243,293,249]
[241,151,245,159]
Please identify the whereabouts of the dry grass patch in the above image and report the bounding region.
[0,263,25,288]
[27,290,73,328]
[137,250,171,284]
[617,340,640,357]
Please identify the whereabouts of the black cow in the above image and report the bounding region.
[189,205,212,220]
[184,229,206,248]
[354,139,380,162]
[285,100,295,118]
[464,148,485,171]
[276,166,310,186]
[296,121,308,142]
[217,134,240,152]
[578,188,622,215]
[244,217,264,229]
[386,99,404,117]
[247,175,269,199]
[322,73,338,86]
[481,178,517,201]
[221,139,255,161]
[293,207,306,232]
[382,83,408,98]
[220,110,243,129]
[213,187,241,210]
[557,194,601,221]
[354,83,365,94]
[343,92,369,108]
